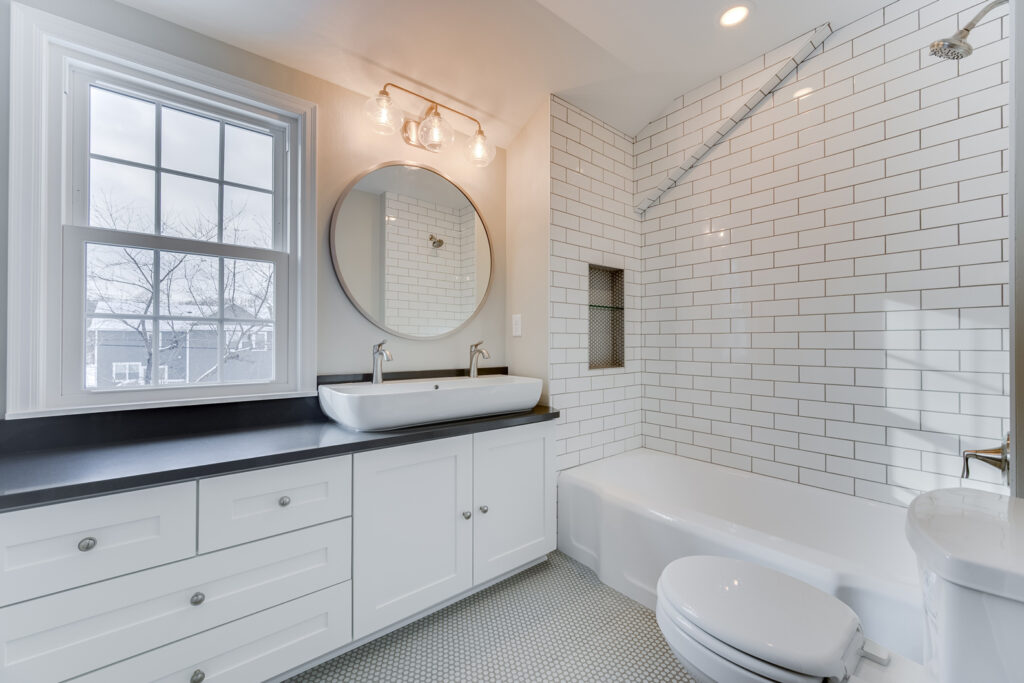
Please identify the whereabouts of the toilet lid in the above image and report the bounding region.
[658,556,862,679]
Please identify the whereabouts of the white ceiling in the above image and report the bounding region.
[113,0,892,144]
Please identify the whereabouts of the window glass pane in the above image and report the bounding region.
[90,87,156,165]
[224,124,273,189]
[224,258,275,321]
[223,322,274,383]
[86,243,154,315]
[159,251,219,317]
[85,318,153,388]
[160,173,219,241]
[90,159,155,233]
[158,321,219,385]
[161,108,220,179]
[223,186,273,248]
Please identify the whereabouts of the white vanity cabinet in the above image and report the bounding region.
[352,422,555,640]
[0,418,555,682]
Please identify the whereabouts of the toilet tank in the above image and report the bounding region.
[906,488,1024,683]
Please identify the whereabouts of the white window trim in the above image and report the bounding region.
[7,3,317,418]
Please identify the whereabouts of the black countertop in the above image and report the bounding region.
[0,405,559,511]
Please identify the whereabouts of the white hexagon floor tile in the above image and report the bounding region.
[287,551,695,682]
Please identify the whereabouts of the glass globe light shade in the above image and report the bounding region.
[364,90,400,135]
[417,108,454,152]
[466,128,496,167]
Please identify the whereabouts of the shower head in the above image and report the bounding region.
[930,0,1006,60]
[930,30,973,59]
[428,234,445,249]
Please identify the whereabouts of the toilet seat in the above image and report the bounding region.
[656,556,867,682]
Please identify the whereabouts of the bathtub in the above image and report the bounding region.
[557,449,923,663]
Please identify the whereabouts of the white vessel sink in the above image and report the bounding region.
[318,375,543,431]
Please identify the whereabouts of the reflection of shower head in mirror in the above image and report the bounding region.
[428,234,445,248]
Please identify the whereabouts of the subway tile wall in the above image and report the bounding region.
[549,96,643,470]
[635,0,1010,505]
[384,192,477,336]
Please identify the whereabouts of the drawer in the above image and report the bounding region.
[0,482,196,606]
[199,454,352,552]
[75,582,352,683]
[0,518,350,683]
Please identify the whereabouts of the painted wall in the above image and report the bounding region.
[635,0,1010,505]
[333,189,384,320]
[549,96,643,470]
[506,99,551,402]
[0,0,508,418]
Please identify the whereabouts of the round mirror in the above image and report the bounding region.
[330,164,492,339]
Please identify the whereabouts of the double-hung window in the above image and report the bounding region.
[8,6,316,416]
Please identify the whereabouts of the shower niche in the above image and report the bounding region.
[588,265,624,370]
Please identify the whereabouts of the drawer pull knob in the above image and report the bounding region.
[77,537,97,552]
[190,670,206,683]
[190,591,206,606]
[462,510,472,520]
[479,505,489,514]
[278,495,291,507]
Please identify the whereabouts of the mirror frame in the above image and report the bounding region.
[329,161,495,340]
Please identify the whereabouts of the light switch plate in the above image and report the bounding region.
[512,313,522,337]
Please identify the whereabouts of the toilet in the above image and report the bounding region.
[656,488,1024,683]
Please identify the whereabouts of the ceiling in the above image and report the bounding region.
[113,0,891,144]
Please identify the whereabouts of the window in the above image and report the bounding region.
[8,7,316,417]
[111,361,145,386]
[79,84,281,390]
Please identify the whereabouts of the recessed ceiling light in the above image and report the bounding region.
[720,5,750,27]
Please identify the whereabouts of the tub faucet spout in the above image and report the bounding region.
[962,433,1010,479]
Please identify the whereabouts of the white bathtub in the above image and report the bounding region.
[557,449,923,663]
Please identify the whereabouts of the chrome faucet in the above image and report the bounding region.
[469,341,490,378]
[371,340,392,384]
[962,433,1010,479]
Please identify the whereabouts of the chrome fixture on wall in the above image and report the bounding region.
[930,0,1007,59]
[962,433,1011,479]
[364,83,496,167]
[428,234,445,249]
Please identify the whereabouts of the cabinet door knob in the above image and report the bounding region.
[190,670,206,683]
[278,495,291,507]
[77,536,97,552]
[479,505,489,514]
[462,510,472,520]
[190,591,206,606]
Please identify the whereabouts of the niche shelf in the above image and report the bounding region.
[588,265,624,370]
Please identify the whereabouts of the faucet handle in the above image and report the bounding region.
[373,339,388,353]
[470,340,484,350]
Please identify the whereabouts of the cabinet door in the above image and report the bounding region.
[353,436,473,639]
[472,423,555,584]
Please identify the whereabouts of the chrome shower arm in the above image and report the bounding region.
[962,0,1008,33]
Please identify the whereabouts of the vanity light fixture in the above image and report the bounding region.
[364,89,401,135]
[719,5,750,26]
[364,82,497,167]
[417,105,455,153]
